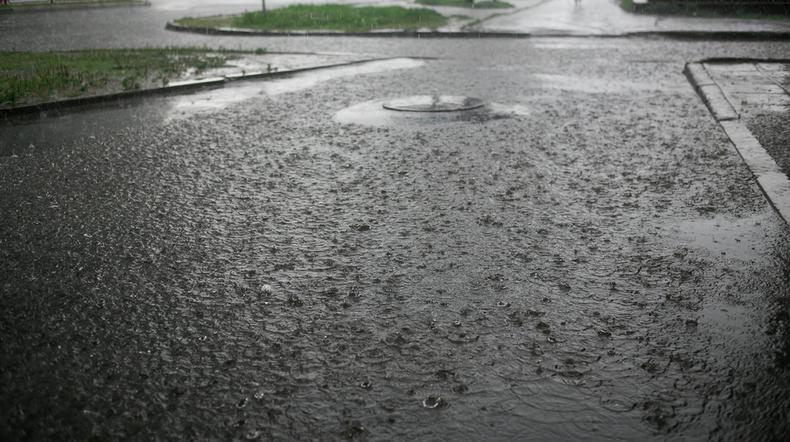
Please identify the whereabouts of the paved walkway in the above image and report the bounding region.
[474,0,790,34]
[685,60,790,225]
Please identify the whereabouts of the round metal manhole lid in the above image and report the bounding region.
[382,95,484,113]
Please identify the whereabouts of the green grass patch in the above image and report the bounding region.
[0,47,256,107]
[175,4,448,32]
[619,0,790,19]
[416,0,513,9]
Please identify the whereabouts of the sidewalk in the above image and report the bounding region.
[474,0,790,35]
[686,60,790,224]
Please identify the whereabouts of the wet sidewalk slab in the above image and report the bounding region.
[705,61,790,114]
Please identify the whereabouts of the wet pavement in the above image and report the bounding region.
[3,35,790,440]
[4,1,790,441]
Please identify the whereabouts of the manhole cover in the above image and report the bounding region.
[383,95,484,113]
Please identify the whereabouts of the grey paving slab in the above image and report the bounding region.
[758,62,790,72]
[725,84,788,94]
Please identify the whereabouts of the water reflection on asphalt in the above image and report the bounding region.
[0,101,168,157]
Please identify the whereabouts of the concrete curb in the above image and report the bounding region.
[696,57,790,64]
[0,57,405,119]
[164,22,529,38]
[164,22,790,40]
[0,77,225,119]
[720,121,790,226]
[683,62,738,121]
[685,60,790,226]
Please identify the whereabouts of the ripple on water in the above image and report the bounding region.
[662,212,777,262]
[599,396,636,413]
[497,378,647,439]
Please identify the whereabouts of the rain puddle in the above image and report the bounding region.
[166,58,425,119]
[0,102,167,157]
[335,99,529,127]
[661,212,775,262]
[699,302,753,346]
[501,378,647,440]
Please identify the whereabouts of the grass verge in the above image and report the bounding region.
[175,4,448,32]
[0,47,262,107]
[619,0,790,19]
[416,0,513,8]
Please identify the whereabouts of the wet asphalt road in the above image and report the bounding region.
[3,5,790,442]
